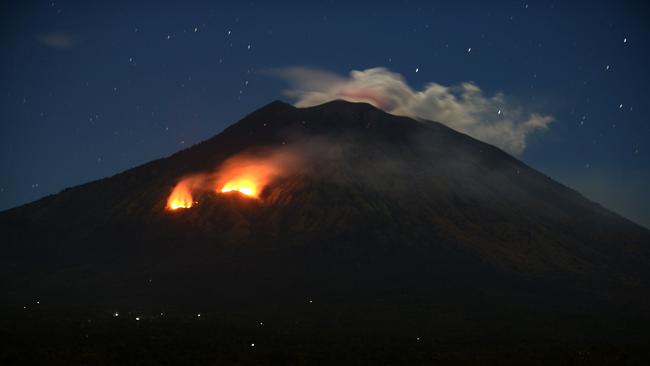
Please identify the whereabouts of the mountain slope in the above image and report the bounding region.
[1,99,649,317]
[3,99,650,363]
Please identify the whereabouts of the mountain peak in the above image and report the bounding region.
[2,99,649,315]
[304,98,381,110]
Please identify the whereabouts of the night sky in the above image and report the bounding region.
[2,1,649,227]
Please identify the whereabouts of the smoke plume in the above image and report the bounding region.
[271,67,553,155]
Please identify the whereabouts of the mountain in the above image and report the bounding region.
[2,100,649,364]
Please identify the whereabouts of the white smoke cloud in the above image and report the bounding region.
[271,67,553,155]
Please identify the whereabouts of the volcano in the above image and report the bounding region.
[2,100,649,364]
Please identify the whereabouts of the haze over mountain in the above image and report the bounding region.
[2,100,649,363]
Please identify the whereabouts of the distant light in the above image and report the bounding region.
[197,313,201,318]
[251,343,255,347]
[467,47,472,53]
[135,317,140,321]
[623,38,627,43]
[415,67,419,73]
[113,312,119,317]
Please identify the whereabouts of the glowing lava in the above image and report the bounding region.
[165,146,303,210]
[220,178,258,198]
[166,182,194,210]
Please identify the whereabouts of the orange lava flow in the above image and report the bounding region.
[166,182,194,210]
[220,178,258,198]
[165,148,300,210]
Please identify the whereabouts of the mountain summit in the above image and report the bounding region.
[2,100,649,362]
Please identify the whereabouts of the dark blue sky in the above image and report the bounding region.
[1,1,649,227]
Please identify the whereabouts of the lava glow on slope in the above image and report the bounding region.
[220,178,258,197]
[166,181,194,210]
[214,158,280,199]
[165,147,303,211]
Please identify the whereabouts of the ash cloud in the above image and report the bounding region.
[271,67,553,155]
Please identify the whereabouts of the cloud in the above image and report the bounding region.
[271,67,553,154]
[37,32,81,49]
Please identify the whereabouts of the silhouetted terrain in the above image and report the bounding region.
[2,100,649,364]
